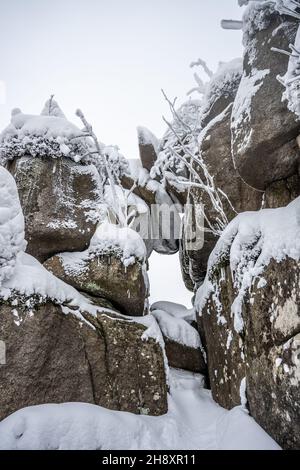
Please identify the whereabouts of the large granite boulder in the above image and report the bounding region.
[7,156,101,262]
[44,253,148,317]
[231,2,300,190]
[44,223,149,317]
[151,308,206,373]
[0,165,167,420]
[195,198,300,449]
[0,295,168,420]
[181,104,262,290]
[137,126,159,172]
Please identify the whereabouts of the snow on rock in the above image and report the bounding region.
[0,252,106,322]
[0,167,26,285]
[231,67,269,154]
[152,58,242,184]
[151,100,202,180]
[0,108,90,163]
[151,301,195,323]
[44,221,149,317]
[0,103,129,180]
[41,97,66,118]
[242,1,275,65]
[151,309,200,350]
[89,222,147,267]
[201,58,243,123]
[196,196,300,333]
[137,126,160,153]
[0,368,280,450]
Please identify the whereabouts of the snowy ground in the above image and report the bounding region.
[0,368,280,450]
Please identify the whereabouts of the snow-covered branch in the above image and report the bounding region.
[154,91,235,237]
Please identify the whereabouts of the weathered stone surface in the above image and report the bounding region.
[44,253,149,317]
[164,337,206,373]
[137,127,158,172]
[181,105,262,290]
[231,4,300,190]
[7,156,101,262]
[0,299,168,421]
[197,257,300,449]
[121,174,156,206]
[264,174,300,208]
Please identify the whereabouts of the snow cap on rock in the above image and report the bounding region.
[0,166,26,285]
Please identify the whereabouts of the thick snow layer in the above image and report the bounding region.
[151,301,195,323]
[0,109,90,163]
[88,222,147,266]
[242,1,275,49]
[41,98,66,118]
[196,196,300,333]
[58,221,147,277]
[0,252,110,323]
[201,58,243,120]
[0,105,129,180]
[0,167,26,285]
[151,309,201,349]
[0,368,280,450]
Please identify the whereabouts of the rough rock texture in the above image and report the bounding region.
[137,127,158,172]
[121,173,180,256]
[264,174,300,209]
[164,337,206,373]
[121,174,156,206]
[181,105,263,290]
[44,253,149,317]
[0,299,168,421]
[231,5,300,190]
[7,156,101,262]
[197,257,300,449]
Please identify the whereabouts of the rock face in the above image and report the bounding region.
[163,338,206,373]
[137,127,159,172]
[0,298,168,421]
[231,3,300,190]
[180,104,263,290]
[196,195,300,451]
[264,174,300,209]
[7,156,101,262]
[44,252,149,317]
[151,308,206,373]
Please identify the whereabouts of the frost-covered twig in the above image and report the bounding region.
[76,109,127,226]
[157,91,235,236]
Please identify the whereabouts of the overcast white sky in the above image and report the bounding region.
[0,0,243,306]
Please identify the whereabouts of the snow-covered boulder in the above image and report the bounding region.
[121,170,180,255]
[231,2,300,191]
[151,308,206,373]
[137,126,159,172]
[200,58,242,128]
[0,170,168,419]
[0,273,168,419]
[195,197,300,449]
[8,156,102,262]
[0,167,26,284]
[44,223,149,316]
[181,104,262,290]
